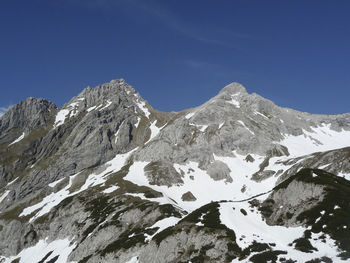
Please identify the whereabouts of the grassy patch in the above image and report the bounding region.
[292,237,317,253]
[153,226,179,246]
[99,227,148,257]
[249,250,287,263]
[77,254,93,263]
[189,244,214,263]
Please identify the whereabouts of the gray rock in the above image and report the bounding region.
[181,191,197,201]
[206,160,232,183]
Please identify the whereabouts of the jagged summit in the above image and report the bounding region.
[70,78,138,106]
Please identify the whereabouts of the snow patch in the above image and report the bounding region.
[99,100,112,111]
[254,111,268,119]
[135,117,141,129]
[147,121,166,142]
[0,190,10,203]
[87,105,97,112]
[124,256,139,263]
[228,95,240,108]
[53,109,70,128]
[48,178,65,188]
[185,112,195,119]
[7,177,18,186]
[9,132,25,146]
[318,164,330,169]
[136,100,150,118]
[237,121,254,135]
[145,217,180,241]
[20,174,78,222]
[115,120,125,144]
[103,185,119,194]
[189,123,208,132]
[198,125,208,132]
[79,149,136,193]
[54,99,86,128]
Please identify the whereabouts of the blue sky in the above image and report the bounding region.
[1,0,349,114]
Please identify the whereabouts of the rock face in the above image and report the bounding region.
[0,97,56,140]
[0,79,350,263]
[261,171,326,227]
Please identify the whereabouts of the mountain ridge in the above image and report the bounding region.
[0,78,349,263]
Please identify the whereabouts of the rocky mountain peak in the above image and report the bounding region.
[73,78,137,106]
[219,82,247,95]
[53,78,152,130]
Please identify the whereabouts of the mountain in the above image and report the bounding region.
[0,79,349,263]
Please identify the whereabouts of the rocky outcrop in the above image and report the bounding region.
[181,191,197,201]
[0,97,56,143]
[206,160,232,183]
[144,161,183,187]
[261,177,325,226]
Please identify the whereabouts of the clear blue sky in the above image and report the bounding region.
[1,0,349,114]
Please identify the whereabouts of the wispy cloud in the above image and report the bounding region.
[0,106,11,117]
[60,0,249,48]
[130,1,249,49]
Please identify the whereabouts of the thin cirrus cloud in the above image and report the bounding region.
[130,1,249,49]
[0,106,11,117]
[64,0,249,49]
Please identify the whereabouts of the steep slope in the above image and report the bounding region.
[0,79,349,263]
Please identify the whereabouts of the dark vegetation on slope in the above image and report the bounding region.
[153,201,295,262]
[273,168,350,259]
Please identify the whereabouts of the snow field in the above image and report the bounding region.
[220,202,339,262]
[281,123,350,156]
[1,238,76,263]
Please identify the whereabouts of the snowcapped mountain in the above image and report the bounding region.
[0,79,349,263]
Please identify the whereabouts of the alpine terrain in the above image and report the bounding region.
[0,79,350,263]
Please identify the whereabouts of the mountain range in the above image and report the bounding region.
[0,79,349,263]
